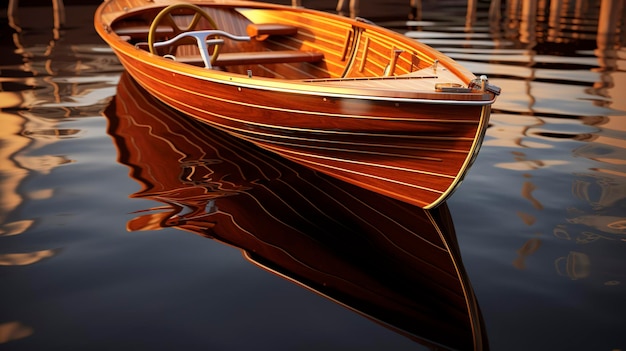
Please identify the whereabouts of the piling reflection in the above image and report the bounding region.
[412,0,626,284]
[0,18,120,347]
[489,0,625,46]
[104,72,489,351]
[0,12,120,236]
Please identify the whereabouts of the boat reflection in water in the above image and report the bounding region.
[104,72,488,351]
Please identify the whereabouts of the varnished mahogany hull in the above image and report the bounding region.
[95,0,496,209]
[105,72,489,350]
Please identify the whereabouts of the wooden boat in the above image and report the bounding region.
[104,71,490,350]
[95,0,500,209]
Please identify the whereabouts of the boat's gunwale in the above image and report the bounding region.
[131,54,496,104]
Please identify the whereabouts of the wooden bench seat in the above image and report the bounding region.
[246,23,299,40]
[175,50,324,66]
[217,50,323,65]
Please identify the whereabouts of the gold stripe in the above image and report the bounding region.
[273,149,446,194]
[237,132,445,162]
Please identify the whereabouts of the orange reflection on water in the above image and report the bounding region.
[512,237,542,270]
[0,220,33,237]
[555,251,591,280]
[0,110,29,227]
[0,92,70,237]
[484,114,553,149]
[0,249,59,266]
[0,321,33,344]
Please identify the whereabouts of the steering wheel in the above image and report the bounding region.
[148,3,221,65]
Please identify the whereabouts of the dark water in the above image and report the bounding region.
[1,1,625,350]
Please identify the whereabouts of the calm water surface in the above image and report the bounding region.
[1,1,625,350]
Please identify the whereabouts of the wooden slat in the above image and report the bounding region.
[217,50,323,65]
